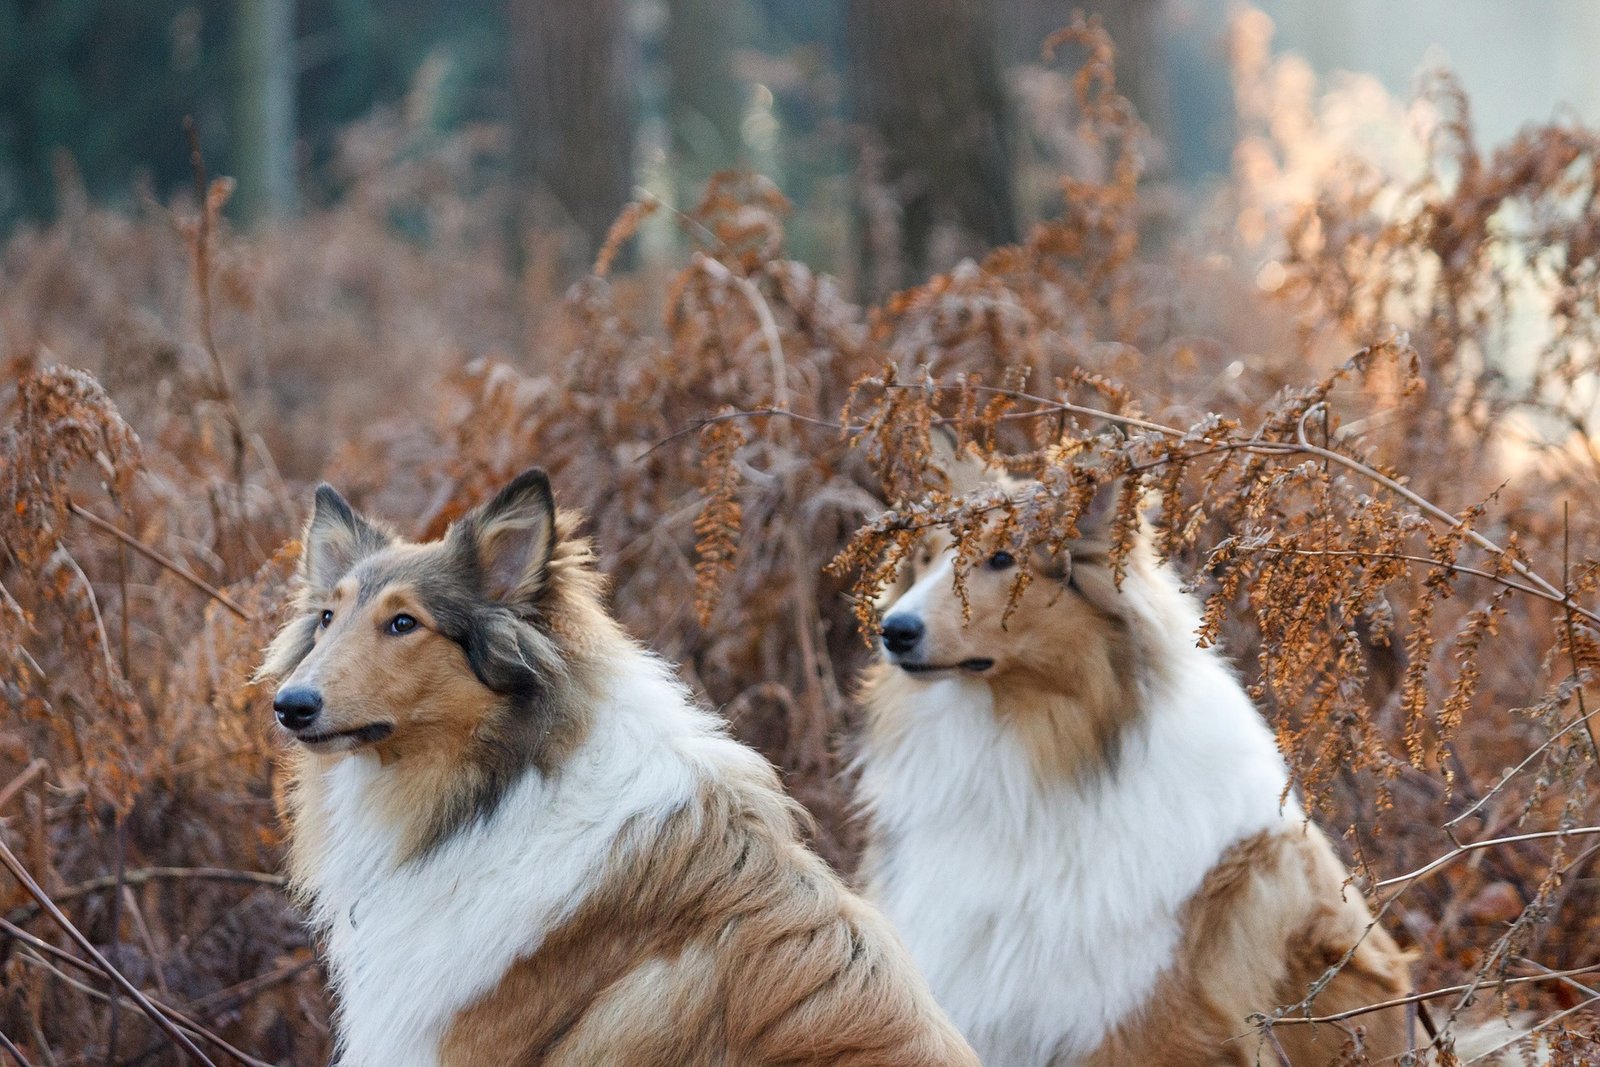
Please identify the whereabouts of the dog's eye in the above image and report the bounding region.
[987,551,1016,571]
[319,609,333,629]
[387,614,418,635]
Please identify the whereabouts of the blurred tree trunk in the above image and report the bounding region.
[231,0,297,222]
[846,0,1016,295]
[666,0,747,199]
[507,0,635,267]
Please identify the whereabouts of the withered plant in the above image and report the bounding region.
[2,14,1598,1063]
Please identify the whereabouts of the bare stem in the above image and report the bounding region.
[1375,826,1600,892]
[1268,963,1600,1026]
[69,503,251,621]
[5,866,286,926]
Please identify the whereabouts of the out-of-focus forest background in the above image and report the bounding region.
[9,1,1600,285]
[6,1,1600,1063]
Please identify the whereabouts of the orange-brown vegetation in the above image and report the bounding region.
[3,16,1599,1064]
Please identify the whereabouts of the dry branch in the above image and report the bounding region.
[4,866,287,926]
[69,504,251,620]
[0,838,215,1064]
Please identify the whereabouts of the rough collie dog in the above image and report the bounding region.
[258,470,978,1067]
[854,447,1414,1066]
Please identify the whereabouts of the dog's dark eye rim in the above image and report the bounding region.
[319,609,333,628]
[387,613,419,635]
[987,550,1016,570]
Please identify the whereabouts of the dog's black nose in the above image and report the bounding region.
[274,687,323,731]
[880,614,924,656]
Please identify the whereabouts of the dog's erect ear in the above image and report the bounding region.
[1072,474,1125,544]
[458,468,557,605]
[304,484,392,591]
[928,427,995,496]
[1033,474,1125,582]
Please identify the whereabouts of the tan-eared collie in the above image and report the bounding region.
[854,444,1414,1066]
[259,470,978,1067]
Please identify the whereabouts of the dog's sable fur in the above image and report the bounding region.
[260,470,977,1067]
[854,443,1413,1066]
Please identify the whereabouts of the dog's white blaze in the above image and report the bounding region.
[884,553,953,623]
[299,648,764,1067]
[857,557,1295,1066]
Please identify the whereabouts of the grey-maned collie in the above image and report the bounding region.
[854,442,1415,1066]
[258,469,978,1067]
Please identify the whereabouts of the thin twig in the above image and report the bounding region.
[0,1028,34,1067]
[69,504,250,621]
[644,407,841,457]
[121,959,317,1067]
[8,950,270,1067]
[1375,826,1600,892]
[6,867,286,926]
[56,549,116,682]
[0,837,215,1064]
[1269,963,1600,1026]
[0,761,48,814]
[1460,994,1597,1065]
[187,957,316,1015]
[119,884,171,1000]
[1447,706,1600,829]
[104,819,126,1064]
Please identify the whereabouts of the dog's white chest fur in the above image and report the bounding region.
[298,654,728,1067]
[857,656,1293,1066]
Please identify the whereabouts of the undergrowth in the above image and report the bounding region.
[2,15,1599,1064]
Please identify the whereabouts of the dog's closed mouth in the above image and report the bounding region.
[899,658,994,675]
[295,722,395,747]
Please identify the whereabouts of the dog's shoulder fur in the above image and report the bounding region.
[1081,824,1411,1066]
[262,472,976,1067]
[442,741,971,1067]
